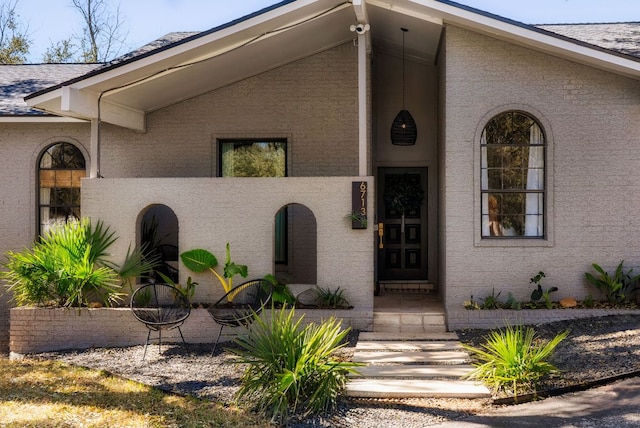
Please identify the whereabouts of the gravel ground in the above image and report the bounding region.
[35,314,640,427]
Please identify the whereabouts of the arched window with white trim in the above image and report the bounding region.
[38,142,86,236]
[481,111,545,238]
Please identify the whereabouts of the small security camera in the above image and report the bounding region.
[350,23,370,34]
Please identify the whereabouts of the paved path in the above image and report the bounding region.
[433,376,640,427]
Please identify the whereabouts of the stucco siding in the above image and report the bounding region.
[442,25,640,316]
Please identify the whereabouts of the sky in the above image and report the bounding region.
[15,0,640,63]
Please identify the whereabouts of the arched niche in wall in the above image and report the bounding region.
[138,204,179,283]
[273,203,317,285]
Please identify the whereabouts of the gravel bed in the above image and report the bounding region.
[34,314,640,427]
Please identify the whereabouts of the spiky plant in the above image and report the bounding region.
[231,306,360,423]
[462,323,568,400]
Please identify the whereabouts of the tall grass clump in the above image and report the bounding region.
[462,323,568,400]
[231,305,360,424]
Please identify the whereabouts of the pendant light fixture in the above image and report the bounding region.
[390,27,417,146]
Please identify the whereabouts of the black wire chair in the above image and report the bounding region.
[208,279,272,355]
[130,282,191,359]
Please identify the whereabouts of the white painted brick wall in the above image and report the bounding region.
[82,176,374,312]
[442,25,640,317]
[0,43,362,353]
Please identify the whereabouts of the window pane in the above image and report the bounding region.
[220,141,286,177]
[38,143,85,237]
[480,111,545,238]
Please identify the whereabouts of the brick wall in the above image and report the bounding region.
[9,307,373,355]
[442,25,640,315]
[100,42,359,179]
[0,124,91,352]
[82,176,374,312]
[0,42,361,354]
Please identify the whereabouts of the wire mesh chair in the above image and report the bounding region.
[208,279,272,355]
[130,282,191,359]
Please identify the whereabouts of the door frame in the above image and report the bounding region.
[374,165,438,289]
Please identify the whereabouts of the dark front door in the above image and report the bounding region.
[377,167,428,281]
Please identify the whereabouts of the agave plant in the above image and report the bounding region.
[2,218,157,308]
[180,243,248,298]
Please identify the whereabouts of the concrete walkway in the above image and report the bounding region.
[346,331,491,398]
[346,291,490,399]
[432,376,640,427]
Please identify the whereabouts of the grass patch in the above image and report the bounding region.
[0,357,269,427]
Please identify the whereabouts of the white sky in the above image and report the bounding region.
[16,0,640,63]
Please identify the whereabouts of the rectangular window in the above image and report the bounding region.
[219,139,287,262]
[219,139,286,178]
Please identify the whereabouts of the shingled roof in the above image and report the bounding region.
[5,7,640,118]
[537,22,640,58]
[0,63,99,116]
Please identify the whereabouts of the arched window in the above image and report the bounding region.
[38,142,86,236]
[481,111,545,238]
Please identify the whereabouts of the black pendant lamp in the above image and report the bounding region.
[391,28,417,146]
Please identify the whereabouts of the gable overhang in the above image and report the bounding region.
[24,0,640,131]
[25,0,357,131]
[423,0,640,77]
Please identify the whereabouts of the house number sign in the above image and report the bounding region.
[351,181,367,229]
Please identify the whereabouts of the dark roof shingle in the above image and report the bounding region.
[0,63,99,116]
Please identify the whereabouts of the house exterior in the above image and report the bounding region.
[2,0,640,352]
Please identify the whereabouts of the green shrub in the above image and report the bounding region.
[2,219,156,308]
[312,286,351,309]
[263,274,296,305]
[480,288,502,309]
[585,261,640,304]
[231,306,360,424]
[462,324,568,400]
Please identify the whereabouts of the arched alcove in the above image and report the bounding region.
[138,204,179,283]
[273,203,317,285]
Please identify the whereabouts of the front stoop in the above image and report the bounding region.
[346,332,491,399]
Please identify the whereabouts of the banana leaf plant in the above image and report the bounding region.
[180,243,248,301]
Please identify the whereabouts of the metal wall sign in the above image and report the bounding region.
[352,181,367,229]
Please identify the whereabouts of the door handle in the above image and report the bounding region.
[378,222,384,249]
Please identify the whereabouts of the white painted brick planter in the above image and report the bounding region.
[447,308,640,331]
[9,307,372,356]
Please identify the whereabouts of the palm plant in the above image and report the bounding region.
[231,306,360,423]
[462,324,568,401]
[2,218,157,308]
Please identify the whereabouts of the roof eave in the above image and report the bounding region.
[425,0,640,78]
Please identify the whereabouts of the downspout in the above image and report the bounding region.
[352,0,370,177]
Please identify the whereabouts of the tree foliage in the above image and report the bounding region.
[0,0,29,64]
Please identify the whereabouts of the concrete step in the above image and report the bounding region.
[353,350,470,364]
[352,364,475,378]
[346,379,491,399]
[359,331,459,341]
[356,340,463,352]
[374,312,446,324]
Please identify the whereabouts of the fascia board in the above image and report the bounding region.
[34,0,341,97]
[0,116,87,123]
[410,0,640,78]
